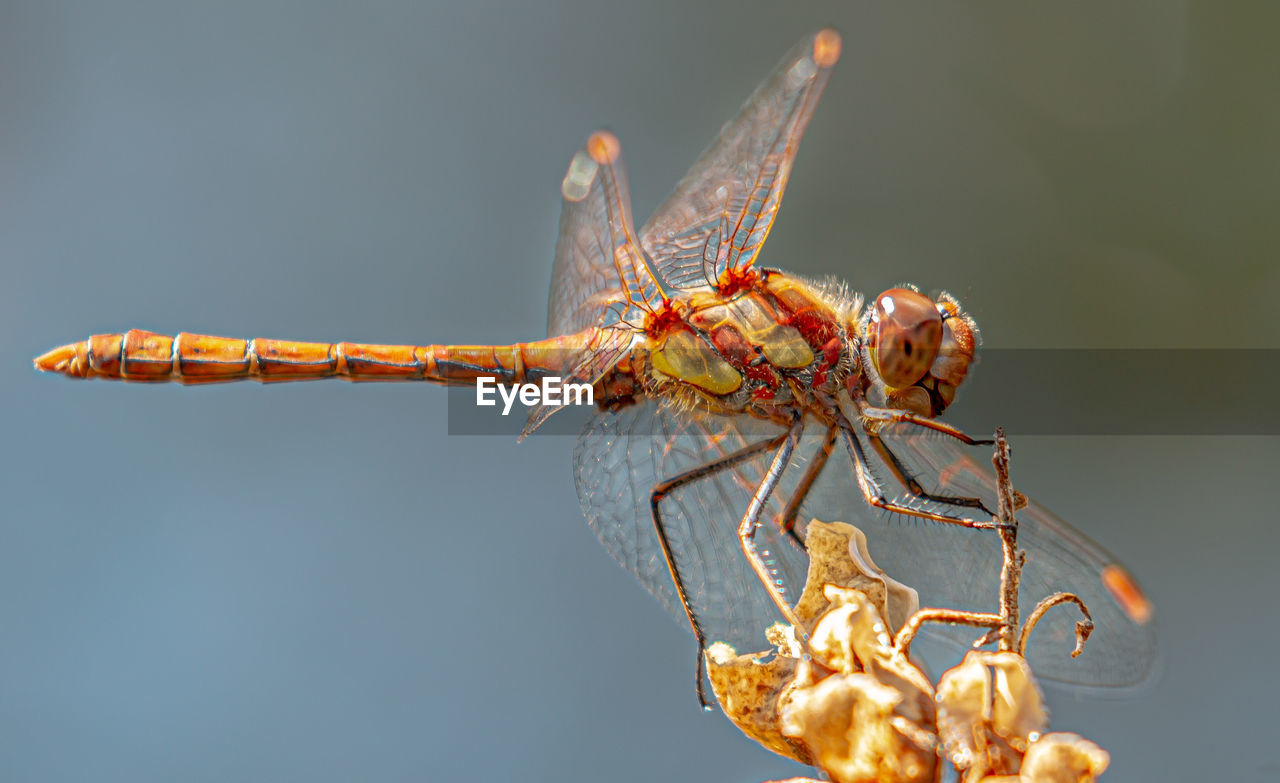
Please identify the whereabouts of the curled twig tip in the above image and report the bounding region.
[1019,592,1094,658]
[1071,619,1095,658]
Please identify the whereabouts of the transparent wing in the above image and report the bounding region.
[548,29,841,330]
[574,403,832,652]
[574,399,1158,691]
[547,133,666,338]
[546,146,626,337]
[800,418,1159,692]
[639,28,841,290]
[521,325,635,437]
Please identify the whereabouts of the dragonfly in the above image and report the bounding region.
[35,28,1155,705]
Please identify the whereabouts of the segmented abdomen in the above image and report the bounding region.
[35,329,587,386]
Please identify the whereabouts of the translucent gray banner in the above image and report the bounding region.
[443,349,1280,436]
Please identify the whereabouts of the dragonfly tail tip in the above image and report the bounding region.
[33,342,86,378]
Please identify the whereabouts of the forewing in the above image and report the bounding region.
[547,133,667,339]
[574,403,827,652]
[639,28,841,290]
[796,418,1159,692]
[546,147,627,337]
[521,325,635,438]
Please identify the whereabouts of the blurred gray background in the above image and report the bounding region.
[3,2,1278,781]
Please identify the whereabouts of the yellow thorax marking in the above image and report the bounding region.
[650,329,742,395]
[690,296,815,370]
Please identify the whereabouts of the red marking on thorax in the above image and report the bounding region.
[717,267,759,297]
[811,336,843,388]
[761,275,839,349]
[788,310,838,347]
[709,325,783,392]
[709,325,751,363]
[644,302,687,338]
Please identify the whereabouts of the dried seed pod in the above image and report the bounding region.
[705,639,809,763]
[705,520,925,765]
[935,651,1049,776]
[792,520,919,633]
[1018,733,1110,783]
[779,672,937,783]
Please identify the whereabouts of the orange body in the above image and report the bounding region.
[35,329,591,386]
[31,28,1157,693]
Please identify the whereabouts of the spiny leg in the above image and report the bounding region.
[852,402,994,515]
[650,431,790,709]
[865,430,992,515]
[776,423,839,548]
[737,422,806,632]
[856,402,994,446]
[839,424,996,529]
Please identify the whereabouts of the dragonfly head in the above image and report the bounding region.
[862,287,979,417]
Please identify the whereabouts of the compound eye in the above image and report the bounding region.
[869,288,943,388]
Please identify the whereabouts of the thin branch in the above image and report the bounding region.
[894,608,1003,658]
[992,428,1020,652]
[1019,592,1094,658]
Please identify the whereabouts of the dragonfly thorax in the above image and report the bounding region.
[629,270,858,419]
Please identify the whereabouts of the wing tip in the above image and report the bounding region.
[561,150,599,202]
[813,28,842,69]
[1100,564,1154,625]
[586,130,622,165]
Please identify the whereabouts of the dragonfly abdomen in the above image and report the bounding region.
[34,329,587,386]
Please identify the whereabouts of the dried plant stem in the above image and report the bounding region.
[1020,592,1094,658]
[893,608,1003,657]
[992,428,1021,652]
[893,428,1094,663]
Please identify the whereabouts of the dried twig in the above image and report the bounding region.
[1020,592,1094,658]
[893,608,1002,658]
[894,427,1093,663]
[992,428,1021,652]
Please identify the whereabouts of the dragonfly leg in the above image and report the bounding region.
[650,430,791,710]
[866,429,993,516]
[856,402,994,446]
[839,424,996,528]
[776,423,839,548]
[737,422,807,632]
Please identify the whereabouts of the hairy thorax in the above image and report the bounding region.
[622,270,859,423]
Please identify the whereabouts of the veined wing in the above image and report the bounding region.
[520,325,634,438]
[574,403,828,652]
[547,133,669,339]
[575,400,1158,691]
[548,28,841,332]
[809,417,1159,692]
[639,28,841,290]
[547,142,623,337]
